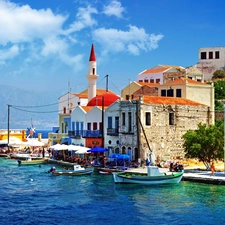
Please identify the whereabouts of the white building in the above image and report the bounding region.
[137,64,185,84]
[197,47,225,80]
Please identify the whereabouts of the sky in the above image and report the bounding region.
[0,0,225,96]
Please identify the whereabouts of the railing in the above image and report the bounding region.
[82,130,102,138]
[107,128,119,136]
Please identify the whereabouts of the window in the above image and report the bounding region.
[108,117,112,128]
[72,122,75,131]
[144,79,148,83]
[99,122,102,131]
[167,89,174,97]
[169,113,174,125]
[87,123,91,130]
[128,112,132,131]
[209,51,213,59]
[81,122,84,130]
[215,51,220,59]
[145,112,151,126]
[92,68,95,74]
[122,112,125,126]
[139,80,143,82]
[156,79,160,83]
[63,107,66,114]
[161,90,166,96]
[115,116,119,130]
[125,95,129,100]
[150,79,154,83]
[76,122,79,131]
[176,89,182,98]
[93,122,97,130]
[201,52,207,59]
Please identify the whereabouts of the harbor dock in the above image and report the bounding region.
[183,169,225,185]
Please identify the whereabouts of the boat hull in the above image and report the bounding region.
[112,171,183,185]
[18,159,48,166]
[52,170,93,176]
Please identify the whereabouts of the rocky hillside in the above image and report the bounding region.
[0,85,59,129]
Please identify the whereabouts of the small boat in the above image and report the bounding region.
[11,153,42,160]
[98,167,125,175]
[18,158,48,166]
[48,165,94,176]
[112,166,183,185]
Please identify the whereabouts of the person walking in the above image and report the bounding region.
[210,162,215,176]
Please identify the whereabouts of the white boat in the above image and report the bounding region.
[10,153,42,160]
[112,166,183,185]
[47,165,94,176]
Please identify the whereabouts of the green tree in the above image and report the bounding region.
[212,70,225,79]
[182,123,224,170]
[213,80,225,99]
[215,99,224,110]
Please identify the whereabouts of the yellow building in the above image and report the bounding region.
[0,129,27,141]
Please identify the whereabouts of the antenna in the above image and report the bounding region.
[106,74,108,93]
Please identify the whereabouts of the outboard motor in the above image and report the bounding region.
[47,166,56,173]
[18,160,21,166]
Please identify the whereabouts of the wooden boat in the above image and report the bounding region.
[98,167,125,175]
[18,158,48,166]
[112,166,183,185]
[48,165,94,176]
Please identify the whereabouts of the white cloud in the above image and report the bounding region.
[0,1,66,45]
[65,5,98,34]
[92,25,164,55]
[103,0,125,18]
[0,0,90,70]
[0,45,20,60]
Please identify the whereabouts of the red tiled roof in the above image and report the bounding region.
[164,78,207,86]
[137,82,159,87]
[74,89,117,98]
[81,106,94,113]
[139,96,205,106]
[140,65,184,75]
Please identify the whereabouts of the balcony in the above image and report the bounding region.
[107,128,119,136]
[82,130,102,138]
[68,130,82,139]
[119,126,135,134]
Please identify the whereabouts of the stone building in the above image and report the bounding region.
[137,96,213,161]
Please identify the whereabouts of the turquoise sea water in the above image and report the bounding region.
[1,158,225,225]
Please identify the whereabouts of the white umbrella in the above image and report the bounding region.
[75,146,91,154]
[67,145,80,151]
[49,144,68,150]
[22,139,44,147]
[0,137,23,145]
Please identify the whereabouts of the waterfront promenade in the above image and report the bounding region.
[48,158,225,185]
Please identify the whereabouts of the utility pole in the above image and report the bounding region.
[101,96,104,148]
[224,104,225,173]
[7,104,11,152]
[136,100,140,160]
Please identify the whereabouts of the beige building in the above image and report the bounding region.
[158,78,214,124]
